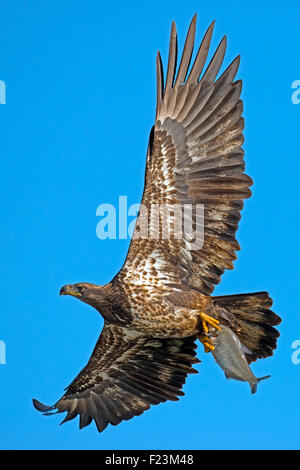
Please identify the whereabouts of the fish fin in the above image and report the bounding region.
[224,370,234,380]
[258,374,271,383]
[250,375,271,394]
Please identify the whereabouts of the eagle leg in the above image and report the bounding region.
[197,312,221,353]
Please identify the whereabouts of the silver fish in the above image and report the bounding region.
[211,325,270,394]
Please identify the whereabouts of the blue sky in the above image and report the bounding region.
[0,0,299,450]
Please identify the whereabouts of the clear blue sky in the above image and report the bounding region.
[0,0,299,450]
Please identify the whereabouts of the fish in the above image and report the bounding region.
[211,325,271,393]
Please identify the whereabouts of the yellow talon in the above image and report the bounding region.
[198,312,221,353]
[200,312,221,332]
[203,341,214,353]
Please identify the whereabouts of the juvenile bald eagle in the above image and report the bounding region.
[33,14,281,432]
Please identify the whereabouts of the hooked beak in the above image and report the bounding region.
[60,285,82,297]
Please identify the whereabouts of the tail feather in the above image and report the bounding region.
[213,292,281,364]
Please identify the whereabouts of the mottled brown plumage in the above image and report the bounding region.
[33,14,281,432]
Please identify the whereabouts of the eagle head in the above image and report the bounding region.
[60,283,100,305]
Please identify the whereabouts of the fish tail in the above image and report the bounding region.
[250,375,271,394]
[212,292,281,364]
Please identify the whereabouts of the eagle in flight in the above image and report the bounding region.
[33,14,281,432]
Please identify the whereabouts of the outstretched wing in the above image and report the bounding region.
[118,15,252,296]
[33,324,199,432]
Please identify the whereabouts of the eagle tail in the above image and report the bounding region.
[212,292,281,363]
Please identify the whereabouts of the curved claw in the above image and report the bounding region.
[197,312,221,353]
[200,312,220,332]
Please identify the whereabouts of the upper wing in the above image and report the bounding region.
[118,15,252,295]
[33,324,199,432]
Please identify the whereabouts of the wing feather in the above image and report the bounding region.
[175,14,196,86]
[118,16,251,296]
[33,324,199,432]
[187,20,215,84]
